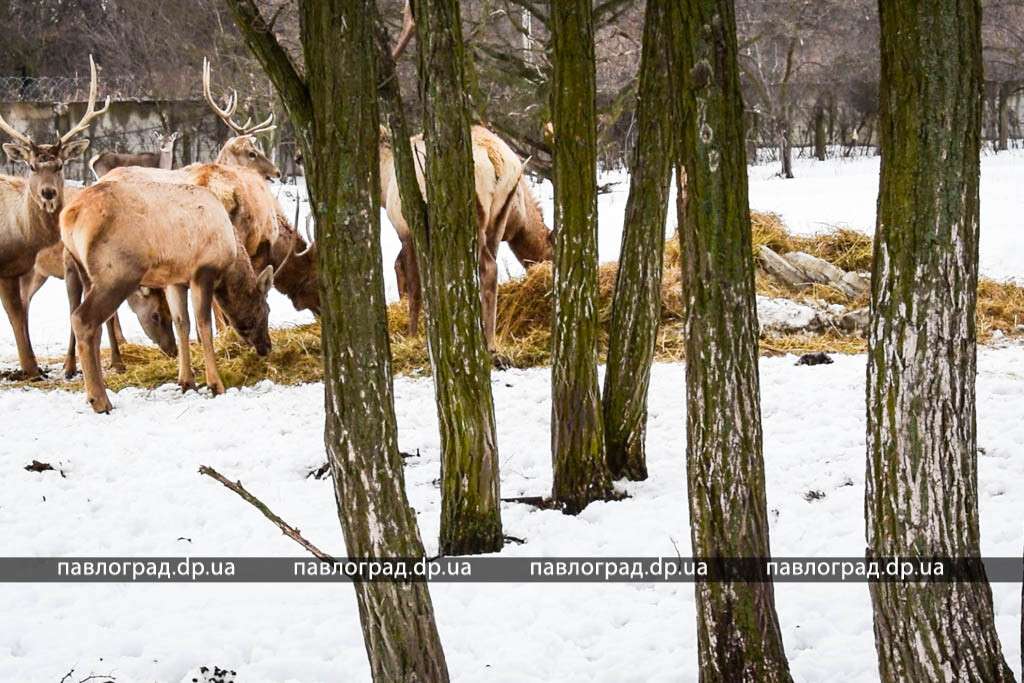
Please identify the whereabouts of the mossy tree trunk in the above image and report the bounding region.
[549,0,613,515]
[867,1,1012,680]
[601,0,673,482]
[224,1,449,679]
[668,0,792,679]
[408,0,503,555]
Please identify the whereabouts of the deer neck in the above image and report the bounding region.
[159,145,175,170]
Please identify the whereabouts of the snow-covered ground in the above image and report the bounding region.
[2,153,1024,682]
[3,350,1024,682]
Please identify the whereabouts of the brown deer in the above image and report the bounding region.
[20,240,177,377]
[61,179,274,413]
[380,125,553,351]
[0,55,109,378]
[88,130,181,180]
[101,60,321,318]
[202,59,280,181]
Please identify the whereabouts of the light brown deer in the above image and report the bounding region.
[88,130,181,180]
[0,55,108,378]
[202,59,280,181]
[380,125,553,351]
[61,179,274,413]
[101,60,320,318]
[20,240,177,377]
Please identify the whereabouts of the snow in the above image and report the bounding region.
[2,152,1024,681]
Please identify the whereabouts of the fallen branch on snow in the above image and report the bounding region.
[198,465,336,564]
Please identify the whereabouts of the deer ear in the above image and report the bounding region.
[60,139,90,160]
[3,142,32,165]
[256,265,274,294]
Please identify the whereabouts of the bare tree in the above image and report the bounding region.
[549,0,613,514]
[224,0,449,679]
[669,0,792,677]
[866,0,1013,678]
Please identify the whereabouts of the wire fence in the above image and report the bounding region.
[0,75,150,102]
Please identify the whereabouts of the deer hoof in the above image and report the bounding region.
[109,362,127,374]
[179,380,198,393]
[63,367,78,380]
[89,395,113,414]
[209,381,226,396]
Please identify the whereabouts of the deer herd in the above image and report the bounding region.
[0,56,552,413]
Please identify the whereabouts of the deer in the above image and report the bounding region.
[104,60,320,319]
[20,240,177,377]
[88,130,181,180]
[380,125,553,354]
[0,55,109,379]
[202,59,280,181]
[61,179,275,413]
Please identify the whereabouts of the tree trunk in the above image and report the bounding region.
[224,1,449,679]
[814,105,827,161]
[668,0,792,679]
[601,0,673,482]
[998,81,1011,152]
[549,0,613,514]
[409,0,503,555]
[867,1,1012,680]
[778,118,794,178]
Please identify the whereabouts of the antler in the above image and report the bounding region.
[203,57,277,136]
[59,55,111,144]
[0,106,32,146]
[296,214,316,257]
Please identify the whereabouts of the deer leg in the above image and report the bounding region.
[403,246,422,336]
[166,284,196,392]
[0,275,42,378]
[190,272,225,396]
[109,313,127,346]
[479,246,499,352]
[71,281,133,414]
[62,258,86,378]
[19,269,47,309]
[395,249,408,300]
[105,316,126,373]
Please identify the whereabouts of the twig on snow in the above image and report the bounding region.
[198,465,336,564]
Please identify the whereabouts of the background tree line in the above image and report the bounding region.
[4,0,1024,178]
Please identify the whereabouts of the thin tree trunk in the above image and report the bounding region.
[224,1,449,679]
[549,0,613,514]
[867,1,1012,680]
[410,0,503,555]
[814,105,827,161]
[668,0,792,679]
[601,0,673,482]
[998,81,1010,152]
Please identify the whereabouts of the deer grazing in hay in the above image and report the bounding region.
[20,240,177,377]
[0,55,108,379]
[61,179,275,413]
[106,60,321,319]
[380,125,553,353]
[88,130,181,180]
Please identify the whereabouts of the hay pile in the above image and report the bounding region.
[19,212,1024,391]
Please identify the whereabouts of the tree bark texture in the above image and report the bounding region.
[867,1,1012,680]
[669,0,793,679]
[601,0,673,482]
[411,0,503,555]
[225,1,449,679]
[549,0,613,515]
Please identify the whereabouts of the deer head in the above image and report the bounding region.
[203,58,281,180]
[151,130,181,154]
[0,56,109,213]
